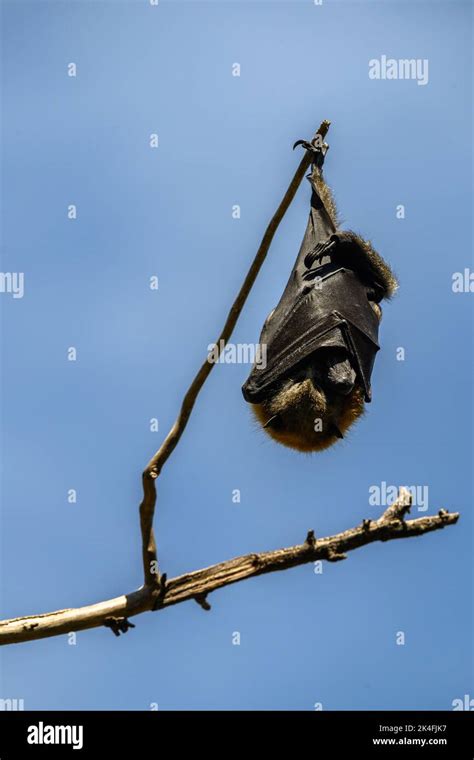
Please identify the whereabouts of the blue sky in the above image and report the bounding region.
[1,0,472,710]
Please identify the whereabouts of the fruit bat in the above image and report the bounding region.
[242,137,397,452]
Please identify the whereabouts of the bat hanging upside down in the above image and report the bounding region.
[242,135,398,452]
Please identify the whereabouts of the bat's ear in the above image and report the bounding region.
[263,414,283,431]
[330,424,344,440]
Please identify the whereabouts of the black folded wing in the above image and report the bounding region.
[242,167,383,404]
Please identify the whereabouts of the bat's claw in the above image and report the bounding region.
[293,139,329,168]
[293,139,313,151]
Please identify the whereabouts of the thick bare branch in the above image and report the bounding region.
[139,120,331,585]
[0,494,459,646]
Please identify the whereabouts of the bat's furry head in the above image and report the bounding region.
[252,375,365,452]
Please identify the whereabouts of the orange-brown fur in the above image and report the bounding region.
[252,380,365,453]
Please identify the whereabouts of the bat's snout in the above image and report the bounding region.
[313,351,357,398]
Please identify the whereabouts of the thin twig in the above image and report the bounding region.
[0,493,459,645]
[139,120,331,586]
